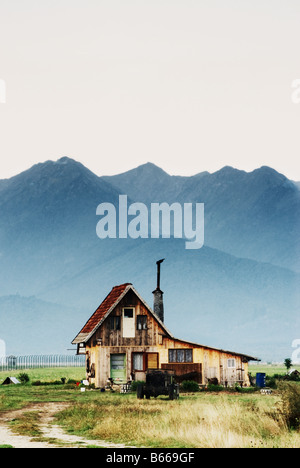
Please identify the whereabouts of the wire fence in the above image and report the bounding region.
[0,354,85,372]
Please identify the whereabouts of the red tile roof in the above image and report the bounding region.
[80,283,132,334]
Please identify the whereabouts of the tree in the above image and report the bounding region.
[284,358,292,372]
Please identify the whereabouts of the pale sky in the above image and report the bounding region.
[0,0,299,180]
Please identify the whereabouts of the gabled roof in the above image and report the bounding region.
[72,283,173,345]
[72,283,259,362]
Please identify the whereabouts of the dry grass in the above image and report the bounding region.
[9,412,42,438]
[1,368,299,448]
[56,393,300,448]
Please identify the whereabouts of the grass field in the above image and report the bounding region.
[249,364,300,376]
[0,365,299,448]
[1,363,298,383]
[0,367,86,384]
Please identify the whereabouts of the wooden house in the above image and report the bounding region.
[72,266,259,388]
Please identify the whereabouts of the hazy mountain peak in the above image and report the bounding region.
[54,156,76,165]
[211,166,246,179]
[215,165,242,174]
[10,156,103,190]
[252,165,285,177]
[108,161,170,179]
[249,165,294,191]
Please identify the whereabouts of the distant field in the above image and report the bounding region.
[249,364,300,376]
[0,367,85,384]
[0,364,299,384]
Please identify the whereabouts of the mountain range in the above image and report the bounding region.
[0,157,299,361]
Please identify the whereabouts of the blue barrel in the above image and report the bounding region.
[256,373,266,388]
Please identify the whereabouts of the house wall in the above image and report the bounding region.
[84,293,250,388]
[158,338,250,386]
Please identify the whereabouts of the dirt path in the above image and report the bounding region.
[0,402,134,448]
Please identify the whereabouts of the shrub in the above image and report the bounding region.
[32,380,42,386]
[278,382,300,429]
[206,383,224,392]
[17,373,30,384]
[265,372,300,390]
[131,380,145,392]
[287,372,300,382]
[180,380,199,392]
[31,379,65,386]
[266,376,277,389]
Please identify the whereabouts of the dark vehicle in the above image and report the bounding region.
[137,369,179,400]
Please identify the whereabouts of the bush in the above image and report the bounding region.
[266,376,278,388]
[206,384,224,392]
[31,380,42,386]
[17,373,30,384]
[265,372,300,390]
[131,380,145,392]
[180,380,199,392]
[31,380,64,386]
[287,372,300,382]
[278,382,300,429]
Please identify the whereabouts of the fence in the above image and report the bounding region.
[0,354,86,372]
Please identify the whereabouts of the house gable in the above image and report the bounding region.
[72,283,173,347]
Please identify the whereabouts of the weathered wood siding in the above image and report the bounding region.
[88,291,165,349]
[84,292,251,388]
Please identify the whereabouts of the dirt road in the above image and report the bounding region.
[0,402,133,448]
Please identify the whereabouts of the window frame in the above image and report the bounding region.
[168,348,193,363]
[227,358,236,368]
[123,308,134,318]
[132,352,145,371]
[136,315,147,330]
[109,315,121,331]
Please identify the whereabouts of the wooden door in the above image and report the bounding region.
[110,353,126,382]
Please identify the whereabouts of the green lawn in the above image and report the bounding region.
[0,367,85,385]
[249,364,300,376]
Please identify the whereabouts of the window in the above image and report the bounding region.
[133,353,144,371]
[137,315,147,330]
[78,343,86,355]
[124,308,134,318]
[168,349,193,363]
[110,316,120,330]
[147,353,159,369]
[227,359,236,368]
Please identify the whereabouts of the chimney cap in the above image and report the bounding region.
[156,258,165,265]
